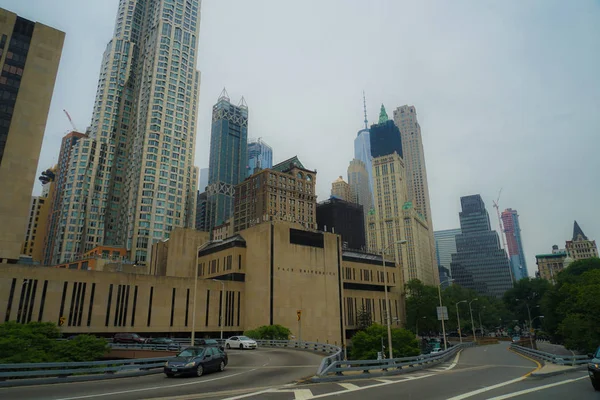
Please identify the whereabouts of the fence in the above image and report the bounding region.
[510,344,591,366]
[317,342,474,377]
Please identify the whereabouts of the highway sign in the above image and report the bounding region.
[436,306,448,321]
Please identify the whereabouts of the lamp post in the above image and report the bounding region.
[437,278,454,350]
[469,298,478,341]
[516,298,539,349]
[212,279,225,340]
[455,300,467,344]
[478,306,486,338]
[381,239,407,360]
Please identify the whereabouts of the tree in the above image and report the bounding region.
[350,324,420,360]
[355,305,373,331]
[243,324,291,340]
[405,279,439,334]
[503,278,551,327]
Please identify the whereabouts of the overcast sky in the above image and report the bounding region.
[3,0,599,276]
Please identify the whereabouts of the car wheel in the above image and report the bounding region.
[226,343,230,349]
[196,364,204,377]
[219,361,226,372]
[165,373,174,378]
[239,344,244,350]
[592,378,600,391]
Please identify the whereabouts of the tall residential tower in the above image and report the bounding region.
[247,138,272,177]
[501,208,528,280]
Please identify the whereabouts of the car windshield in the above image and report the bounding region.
[177,348,204,357]
[238,336,252,341]
[204,339,218,344]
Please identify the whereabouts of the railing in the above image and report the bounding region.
[317,342,473,377]
[510,344,591,366]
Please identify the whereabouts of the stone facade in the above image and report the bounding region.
[331,176,353,202]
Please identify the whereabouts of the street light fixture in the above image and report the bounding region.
[469,298,478,341]
[437,278,454,350]
[380,239,407,360]
[455,300,467,344]
[212,279,225,340]
[516,298,539,349]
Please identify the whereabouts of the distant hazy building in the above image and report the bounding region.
[434,228,461,273]
[0,9,64,263]
[501,208,528,280]
[206,90,249,232]
[369,105,403,159]
[247,138,273,177]
[565,221,598,260]
[450,195,513,298]
[317,197,365,250]
[402,201,437,285]
[199,168,209,192]
[195,191,209,232]
[354,94,373,202]
[347,158,372,232]
[536,245,568,284]
[331,176,353,202]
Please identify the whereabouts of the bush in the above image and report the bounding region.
[243,324,291,340]
[350,324,420,360]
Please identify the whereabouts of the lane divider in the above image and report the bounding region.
[486,375,588,400]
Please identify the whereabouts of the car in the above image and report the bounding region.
[225,336,257,350]
[431,348,442,354]
[164,346,228,378]
[588,346,600,391]
[512,336,521,343]
[113,333,145,344]
[146,337,180,351]
[195,338,224,350]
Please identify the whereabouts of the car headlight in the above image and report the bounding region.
[185,362,196,368]
[590,363,599,369]
[164,362,169,367]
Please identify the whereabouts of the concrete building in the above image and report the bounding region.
[0,221,405,345]
[212,218,233,241]
[536,245,567,284]
[565,220,598,261]
[317,197,365,250]
[401,201,437,285]
[247,138,273,177]
[369,105,402,159]
[206,90,248,232]
[331,176,353,202]
[233,156,317,233]
[450,195,513,298]
[501,208,528,280]
[22,169,56,263]
[347,159,372,213]
[0,9,64,263]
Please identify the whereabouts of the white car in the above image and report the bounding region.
[225,336,257,350]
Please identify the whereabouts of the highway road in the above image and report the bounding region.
[0,348,324,400]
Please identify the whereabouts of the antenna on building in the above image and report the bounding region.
[238,96,248,109]
[218,87,230,102]
[363,91,368,129]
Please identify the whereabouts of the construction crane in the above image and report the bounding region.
[492,188,508,252]
[63,109,78,132]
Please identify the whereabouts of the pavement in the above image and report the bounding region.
[535,341,578,356]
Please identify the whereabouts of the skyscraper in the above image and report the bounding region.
[501,208,528,280]
[450,195,513,298]
[247,138,273,177]
[347,158,372,223]
[317,197,365,250]
[0,9,64,263]
[331,176,353,202]
[369,105,403,159]
[50,0,201,264]
[354,93,373,203]
[434,228,462,274]
[198,168,209,192]
[206,89,248,231]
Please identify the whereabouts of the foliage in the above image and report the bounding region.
[243,324,291,340]
[350,324,419,360]
[0,322,108,363]
[503,278,551,327]
[355,305,373,331]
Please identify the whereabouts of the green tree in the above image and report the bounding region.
[405,279,439,334]
[350,324,420,360]
[243,324,291,340]
[355,305,373,331]
[503,278,551,327]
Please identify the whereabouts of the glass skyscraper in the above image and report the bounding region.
[450,195,513,298]
[247,138,272,177]
[501,208,528,280]
[369,105,403,159]
[206,90,248,231]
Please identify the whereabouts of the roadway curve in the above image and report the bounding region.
[0,348,324,400]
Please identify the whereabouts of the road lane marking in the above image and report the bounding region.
[374,379,394,383]
[337,382,360,390]
[486,375,588,399]
[448,349,462,369]
[445,376,527,400]
[292,389,314,399]
[507,348,542,376]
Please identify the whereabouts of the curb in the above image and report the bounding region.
[530,365,587,379]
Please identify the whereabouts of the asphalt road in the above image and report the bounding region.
[0,348,324,400]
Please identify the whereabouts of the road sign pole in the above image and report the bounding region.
[297,310,302,343]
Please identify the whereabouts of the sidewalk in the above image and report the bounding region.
[531,362,587,378]
[536,341,578,356]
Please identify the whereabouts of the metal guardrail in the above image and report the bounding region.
[510,344,591,366]
[317,342,473,377]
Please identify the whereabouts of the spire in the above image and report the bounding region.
[572,220,588,241]
[238,96,248,109]
[363,91,368,129]
[218,87,230,102]
[378,104,388,123]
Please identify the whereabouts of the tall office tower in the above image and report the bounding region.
[369,105,402,158]
[0,10,64,263]
[434,228,461,273]
[195,191,209,231]
[198,167,209,191]
[347,158,372,223]
[206,90,248,232]
[354,93,373,203]
[401,201,437,284]
[52,0,202,264]
[331,176,353,202]
[43,131,87,265]
[565,221,598,260]
[317,197,365,250]
[450,195,513,298]
[22,168,56,263]
[247,138,273,177]
[501,208,528,280]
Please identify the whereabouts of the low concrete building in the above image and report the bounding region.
[536,246,567,284]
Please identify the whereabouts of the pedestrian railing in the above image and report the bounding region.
[317,342,474,377]
[510,344,591,366]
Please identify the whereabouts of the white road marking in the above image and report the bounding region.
[54,369,259,400]
[374,378,394,383]
[292,389,314,399]
[448,349,462,369]
[486,375,588,400]
[445,376,527,400]
[222,387,277,400]
[337,382,360,390]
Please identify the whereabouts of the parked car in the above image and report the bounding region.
[195,338,224,350]
[588,346,600,391]
[164,346,228,377]
[146,337,180,351]
[225,336,257,350]
[113,333,145,344]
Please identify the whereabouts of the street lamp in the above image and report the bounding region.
[516,298,539,349]
[191,240,222,346]
[478,306,486,337]
[455,300,467,344]
[212,279,225,340]
[381,239,407,360]
[437,278,454,350]
[469,298,478,341]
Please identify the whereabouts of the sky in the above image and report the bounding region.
[2,0,599,276]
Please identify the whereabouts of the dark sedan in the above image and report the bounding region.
[164,346,228,378]
[589,346,600,391]
[146,337,180,351]
[195,338,224,350]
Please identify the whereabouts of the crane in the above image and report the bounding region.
[492,188,508,252]
[63,109,78,132]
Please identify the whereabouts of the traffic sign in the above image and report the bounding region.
[297,310,302,321]
[436,306,448,321]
